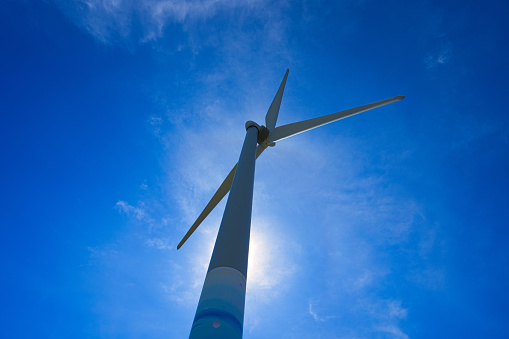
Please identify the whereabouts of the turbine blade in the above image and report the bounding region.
[177,144,268,249]
[265,69,289,131]
[255,144,268,158]
[269,96,405,142]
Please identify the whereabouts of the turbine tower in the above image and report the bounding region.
[178,69,404,339]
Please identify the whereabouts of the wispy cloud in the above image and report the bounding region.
[367,299,409,338]
[425,44,452,68]
[115,200,153,223]
[145,237,172,250]
[375,324,409,339]
[50,0,277,45]
[309,299,338,322]
[386,300,408,319]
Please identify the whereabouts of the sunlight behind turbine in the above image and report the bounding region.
[178,69,404,339]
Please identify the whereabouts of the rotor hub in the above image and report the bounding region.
[256,125,270,144]
[245,121,271,145]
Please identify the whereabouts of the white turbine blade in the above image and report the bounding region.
[177,144,268,249]
[269,96,405,142]
[265,69,289,131]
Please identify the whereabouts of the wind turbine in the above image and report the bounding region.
[178,69,404,339]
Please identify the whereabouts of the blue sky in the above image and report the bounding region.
[1,0,509,338]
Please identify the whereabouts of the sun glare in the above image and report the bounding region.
[246,219,297,302]
[183,217,296,306]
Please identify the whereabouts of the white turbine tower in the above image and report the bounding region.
[178,69,404,339]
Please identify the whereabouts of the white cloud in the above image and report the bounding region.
[375,324,409,339]
[350,270,376,290]
[425,44,452,68]
[51,0,273,45]
[367,299,409,338]
[145,237,172,250]
[261,132,420,337]
[308,300,337,322]
[115,200,153,223]
[387,300,408,320]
